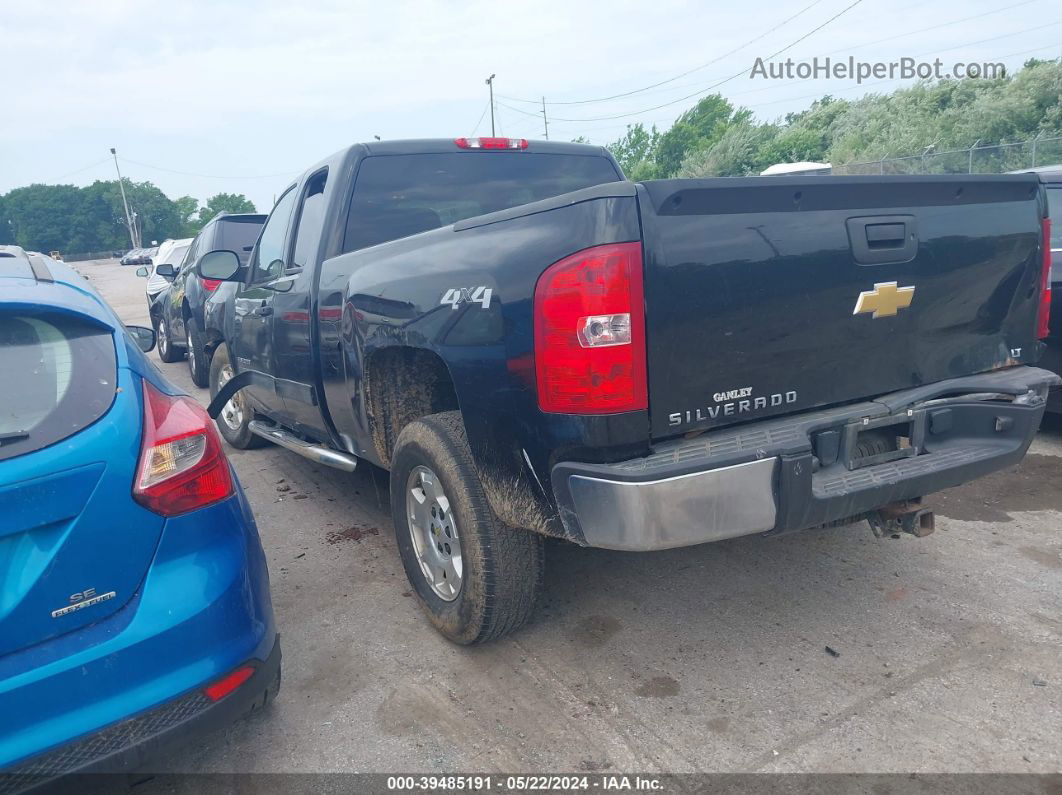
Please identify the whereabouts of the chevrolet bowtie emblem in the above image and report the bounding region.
[853,281,915,318]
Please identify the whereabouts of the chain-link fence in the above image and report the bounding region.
[833,134,1062,175]
[61,250,123,263]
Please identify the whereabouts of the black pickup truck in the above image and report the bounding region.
[199,137,1058,644]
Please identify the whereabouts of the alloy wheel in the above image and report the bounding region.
[406,465,462,601]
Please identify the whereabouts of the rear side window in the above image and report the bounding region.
[291,170,328,270]
[216,217,267,265]
[0,314,116,462]
[1048,187,1061,248]
[343,152,622,253]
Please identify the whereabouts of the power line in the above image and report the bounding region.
[470,100,491,135]
[739,33,1062,112]
[550,38,1062,145]
[823,0,1039,57]
[49,158,112,182]
[546,0,1044,111]
[505,0,866,124]
[119,156,299,180]
[498,0,1038,120]
[500,0,828,106]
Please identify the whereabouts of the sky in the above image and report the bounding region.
[1,0,1059,212]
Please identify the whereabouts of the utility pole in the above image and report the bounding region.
[485,74,496,136]
[541,96,549,140]
[109,147,138,248]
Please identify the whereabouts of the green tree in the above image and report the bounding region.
[0,197,13,245]
[197,193,256,225]
[653,94,749,177]
[3,184,85,252]
[678,121,780,177]
[607,123,662,179]
[79,180,182,249]
[174,196,201,237]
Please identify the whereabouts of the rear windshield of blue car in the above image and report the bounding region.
[342,152,623,253]
[0,313,116,462]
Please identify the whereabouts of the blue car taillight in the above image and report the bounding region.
[133,380,234,516]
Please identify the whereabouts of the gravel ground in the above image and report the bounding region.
[74,258,1061,782]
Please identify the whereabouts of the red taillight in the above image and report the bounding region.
[133,380,234,516]
[1038,217,1052,339]
[204,665,255,702]
[200,278,222,292]
[534,242,647,414]
[454,137,528,150]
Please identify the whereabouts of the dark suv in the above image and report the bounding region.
[152,212,265,386]
[1014,166,1062,411]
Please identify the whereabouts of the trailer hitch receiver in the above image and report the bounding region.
[868,500,935,539]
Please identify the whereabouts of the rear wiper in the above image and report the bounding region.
[0,431,29,446]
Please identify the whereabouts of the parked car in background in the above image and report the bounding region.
[1013,165,1061,412]
[121,247,156,266]
[137,237,193,310]
[151,212,265,387]
[120,248,145,266]
[0,245,279,788]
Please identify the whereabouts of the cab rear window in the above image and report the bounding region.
[0,313,116,462]
[343,152,622,253]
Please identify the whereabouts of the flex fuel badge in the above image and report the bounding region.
[51,588,116,618]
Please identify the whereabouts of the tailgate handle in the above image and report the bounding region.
[846,215,918,265]
[865,223,906,248]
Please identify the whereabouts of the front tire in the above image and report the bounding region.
[390,411,543,644]
[186,316,210,388]
[209,344,268,449]
[155,315,184,363]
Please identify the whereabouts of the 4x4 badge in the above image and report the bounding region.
[853,281,915,318]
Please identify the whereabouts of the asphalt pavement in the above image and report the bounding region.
[75,258,1061,780]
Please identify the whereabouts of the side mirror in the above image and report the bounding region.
[126,325,156,352]
[135,266,148,277]
[197,249,243,282]
[155,263,176,279]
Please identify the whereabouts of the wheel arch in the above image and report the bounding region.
[363,343,562,539]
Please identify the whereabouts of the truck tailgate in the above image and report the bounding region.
[638,175,1046,439]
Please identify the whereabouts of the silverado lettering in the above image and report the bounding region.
[670,390,798,426]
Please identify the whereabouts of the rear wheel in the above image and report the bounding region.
[209,344,268,449]
[390,411,543,644]
[186,316,210,388]
[155,315,184,363]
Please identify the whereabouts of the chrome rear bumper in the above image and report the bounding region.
[551,366,1060,551]
[566,459,777,550]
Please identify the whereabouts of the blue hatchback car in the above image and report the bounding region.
[0,248,279,790]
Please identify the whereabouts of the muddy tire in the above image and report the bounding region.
[209,344,268,450]
[186,316,211,388]
[155,314,184,363]
[390,411,543,644]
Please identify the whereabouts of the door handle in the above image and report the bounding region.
[253,306,273,317]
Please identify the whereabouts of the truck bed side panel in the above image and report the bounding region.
[315,191,645,537]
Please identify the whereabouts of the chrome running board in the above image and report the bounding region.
[248,420,358,472]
